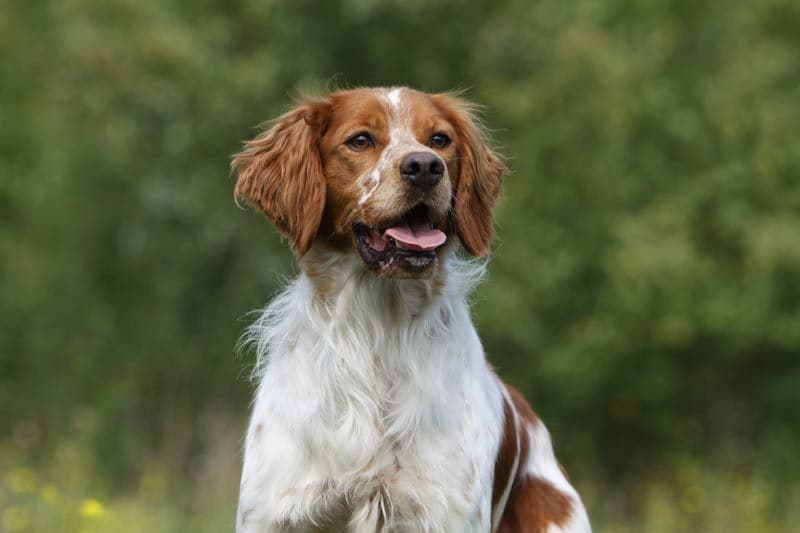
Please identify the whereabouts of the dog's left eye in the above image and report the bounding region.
[346,132,375,151]
[430,133,450,149]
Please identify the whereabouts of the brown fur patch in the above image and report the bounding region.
[505,384,540,427]
[232,99,330,255]
[494,384,574,532]
[432,93,508,256]
[497,477,574,532]
[492,394,519,510]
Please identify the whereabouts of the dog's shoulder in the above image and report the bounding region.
[492,382,592,532]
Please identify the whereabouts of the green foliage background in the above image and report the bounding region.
[1,0,799,530]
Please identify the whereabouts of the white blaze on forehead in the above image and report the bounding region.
[359,135,396,206]
[387,88,403,110]
[358,88,407,205]
[357,88,439,207]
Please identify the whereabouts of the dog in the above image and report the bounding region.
[232,87,591,532]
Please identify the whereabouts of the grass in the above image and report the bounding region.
[2,436,798,532]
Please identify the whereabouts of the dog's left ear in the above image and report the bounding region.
[232,98,330,256]
[435,94,509,256]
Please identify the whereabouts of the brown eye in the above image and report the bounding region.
[346,132,374,151]
[430,133,450,149]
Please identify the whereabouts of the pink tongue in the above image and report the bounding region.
[384,222,446,251]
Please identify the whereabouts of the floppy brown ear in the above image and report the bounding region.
[232,99,329,256]
[436,94,509,256]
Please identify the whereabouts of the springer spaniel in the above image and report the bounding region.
[233,87,591,532]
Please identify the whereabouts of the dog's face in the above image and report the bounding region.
[233,87,507,279]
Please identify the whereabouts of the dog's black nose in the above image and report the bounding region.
[399,152,445,191]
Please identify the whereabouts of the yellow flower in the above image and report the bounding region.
[41,484,59,504]
[79,498,106,518]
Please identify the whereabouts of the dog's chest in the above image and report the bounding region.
[239,342,501,530]
[237,274,504,531]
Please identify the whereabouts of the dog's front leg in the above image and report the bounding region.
[236,402,330,532]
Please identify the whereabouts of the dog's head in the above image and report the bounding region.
[233,87,507,279]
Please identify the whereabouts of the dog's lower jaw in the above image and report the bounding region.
[302,242,452,296]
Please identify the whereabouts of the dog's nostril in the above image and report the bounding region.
[400,152,444,191]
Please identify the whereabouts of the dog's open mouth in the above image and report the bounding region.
[353,204,447,272]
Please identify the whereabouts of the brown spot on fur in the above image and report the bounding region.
[250,422,264,445]
[505,383,540,426]
[494,384,574,531]
[497,477,574,532]
[492,393,519,510]
[505,385,572,480]
[492,385,532,520]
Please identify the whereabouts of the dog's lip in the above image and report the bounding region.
[354,231,436,272]
[353,204,447,253]
[352,206,441,272]
[355,204,444,235]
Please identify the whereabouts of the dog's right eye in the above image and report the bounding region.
[346,133,375,151]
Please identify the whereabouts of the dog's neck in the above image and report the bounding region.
[251,244,486,342]
[242,246,489,446]
[299,245,460,323]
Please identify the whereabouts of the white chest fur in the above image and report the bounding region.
[236,255,505,532]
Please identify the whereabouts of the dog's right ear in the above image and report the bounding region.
[433,93,509,257]
[232,98,330,256]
